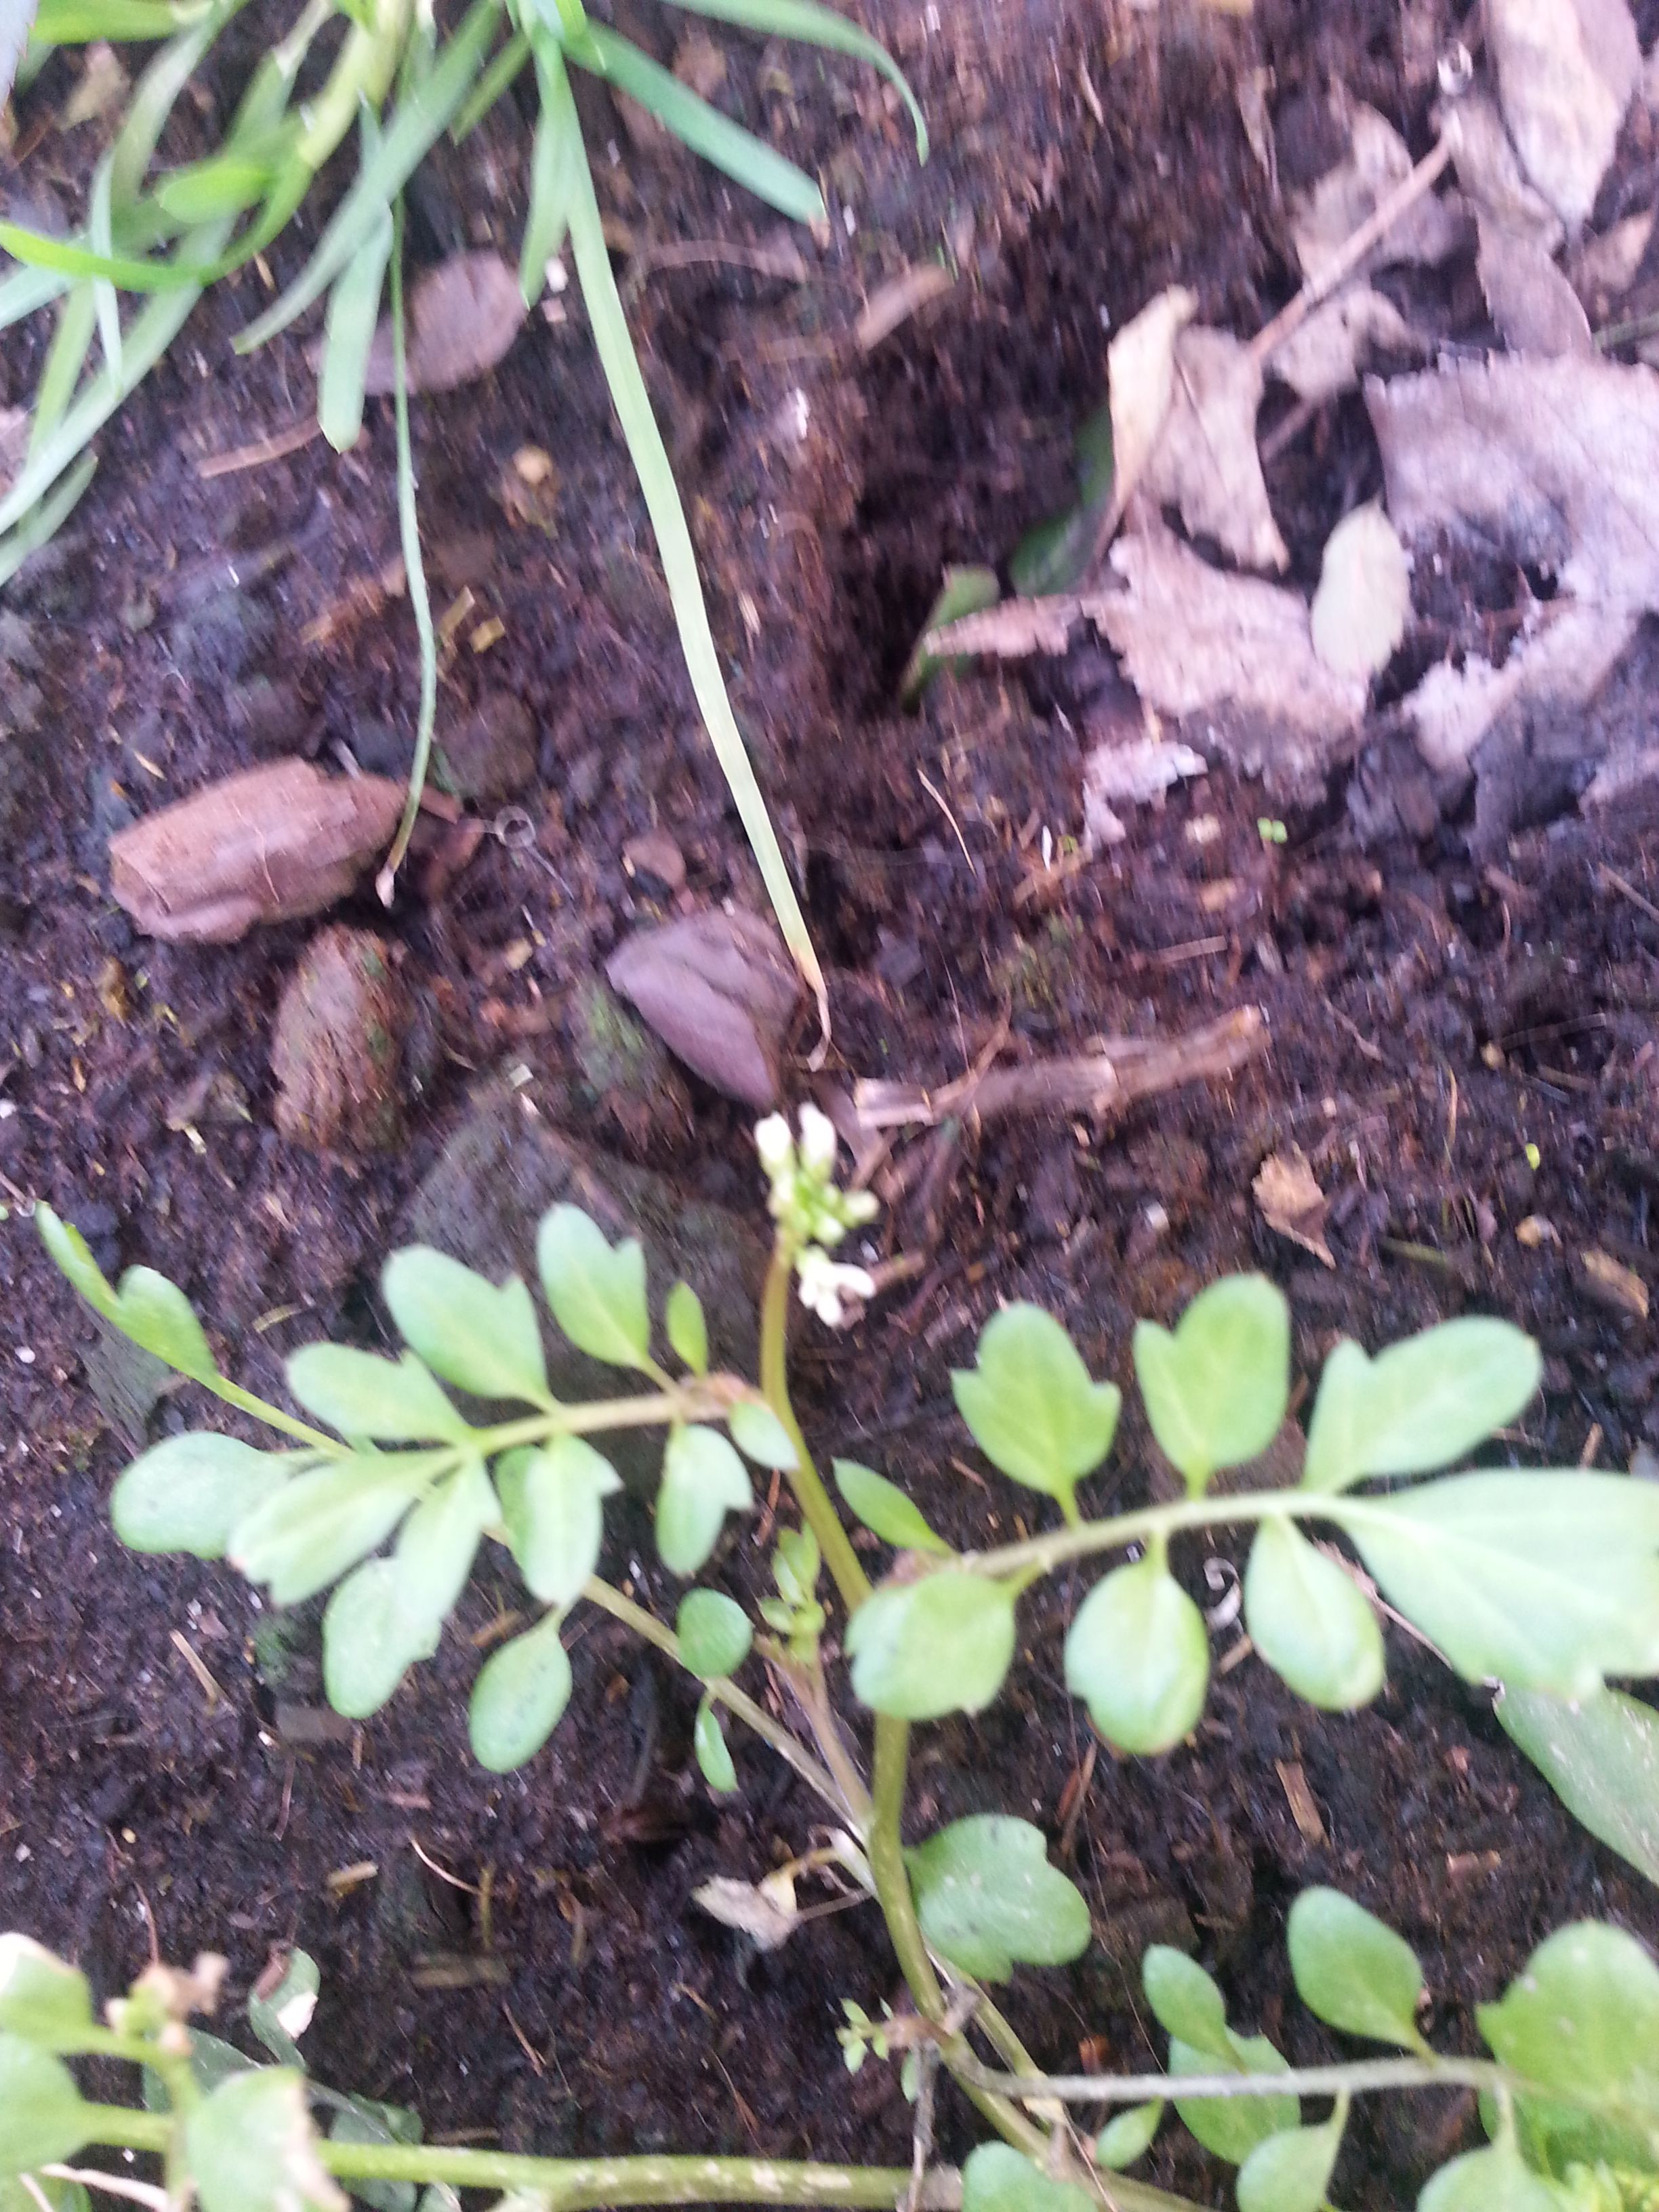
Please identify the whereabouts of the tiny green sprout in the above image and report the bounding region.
[755,1105,879,1328]
[1257,817,1288,845]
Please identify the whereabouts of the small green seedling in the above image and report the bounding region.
[26,1100,1659,2211]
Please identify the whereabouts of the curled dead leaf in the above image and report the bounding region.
[1107,286,1197,520]
[1143,327,1287,573]
[606,908,802,1109]
[1253,1147,1333,1267]
[692,1870,800,1951]
[1311,501,1410,680]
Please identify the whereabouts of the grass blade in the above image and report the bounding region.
[108,0,249,204]
[88,162,125,375]
[518,35,580,303]
[550,38,826,1025]
[30,0,201,38]
[564,19,824,224]
[451,25,528,141]
[319,203,392,451]
[375,200,438,901]
[0,263,71,329]
[661,0,926,158]
[28,282,99,455]
[0,453,97,588]
[237,0,500,353]
[0,220,207,287]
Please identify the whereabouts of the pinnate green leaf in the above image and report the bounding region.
[184,2068,344,2212]
[468,1612,573,1772]
[655,1425,752,1576]
[676,1589,752,1679]
[0,1938,93,2042]
[1287,1889,1425,2049]
[665,1281,708,1374]
[951,1305,1120,1515]
[393,1456,497,1626]
[833,1459,951,1555]
[0,2036,90,2173]
[846,1573,1016,1719]
[1497,1685,1659,1887]
[960,2144,1092,2212]
[1478,1924,1659,2172]
[323,1557,443,1718]
[1237,2114,1343,2212]
[728,1399,798,1471]
[38,1206,218,1380]
[1418,2142,1563,2212]
[1244,1519,1385,1710]
[287,1346,467,1443]
[1337,1472,1659,1698]
[112,1433,290,1559]
[1169,2033,1296,2165]
[1302,1319,1541,1492]
[230,1454,441,1606]
[907,1816,1090,1982]
[1094,2102,1162,2171]
[1065,1555,1208,1755]
[693,1696,737,1793]
[535,1205,652,1372]
[1134,1274,1289,1494]
[382,1247,548,1404]
[498,1437,619,1606]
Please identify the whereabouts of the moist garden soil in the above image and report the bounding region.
[4,0,1659,2203]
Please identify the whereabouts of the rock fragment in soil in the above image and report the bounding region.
[621,828,687,895]
[360,253,527,396]
[270,926,408,1151]
[606,909,801,1109]
[398,1088,764,1481]
[109,760,405,942]
[436,693,537,801]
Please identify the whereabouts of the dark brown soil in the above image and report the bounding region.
[3,1,1659,2205]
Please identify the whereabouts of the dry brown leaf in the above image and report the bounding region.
[1311,502,1410,681]
[1439,91,1565,252]
[1267,286,1415,404]
[1488,0,1641,227]
[1108,287,1197,515]
[1580,1247,1650,1319]
[362,253,527,396]
[1091,524,1368,796]
[1143,327,1288,573]
[606,908,801,1109]
[1368,353,1659,609]
[1476,217,1593,356]
[1082,733,1207,847]
[692,1872,800,1950]
[1407,603,1637,774]
[1568,211,1656,307]
[1253,1149,1334,1266]
[1290,102,1465,281]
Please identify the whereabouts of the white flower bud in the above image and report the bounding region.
[754,1114,794,1176]
[797,1101,839,1177]
[796,1247,876,1329]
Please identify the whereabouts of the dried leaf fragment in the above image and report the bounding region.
[606,908,802,1109]
[1439,91,1564,252]
[1580,1247,1650,1319]
[1290,103,1465,281]
[110,761,405,943]
[1082,733,1207,849]
[1107,287,1197,518]
[692,1871,800,1950]
[1568,211,1656,308]
[1267,287,1415,405]
[1311,502,1410,680]
[1143,327,1287,573]
[1476,217,1593,356]
[1254,1148,1334,1267]
[1488,0,1640,227]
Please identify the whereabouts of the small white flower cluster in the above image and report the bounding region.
[755,1104,879,1328]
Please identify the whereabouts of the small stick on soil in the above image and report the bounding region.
[1249,135,1453,368]
[197,419,323,479]
[1599,862,1659,928]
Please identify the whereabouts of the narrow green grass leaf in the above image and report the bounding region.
[0,262,70,331]
[519,35,580,304]
[32,0,195,40]
[87,163,124,375]
[663,0,926,158]
[27,283,98,455]
[0,221,207,289]
[319,203,392,452]
[236,0,501,352]
[451,26,528,140]
[565,20,824,224]
[108,0,249,206]
[553,41,826,1023]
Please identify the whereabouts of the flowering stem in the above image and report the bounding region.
[758,1244,869,1614]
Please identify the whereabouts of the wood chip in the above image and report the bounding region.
[1580,1247,1650,1319]
[1275,1758,1327,1845]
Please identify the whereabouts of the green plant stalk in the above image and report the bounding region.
[67,2112,931,2209]
[758,1246,869,1613]
[376,194,439,900]
[555,49,827,1031]
[580,1575,853,1816]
